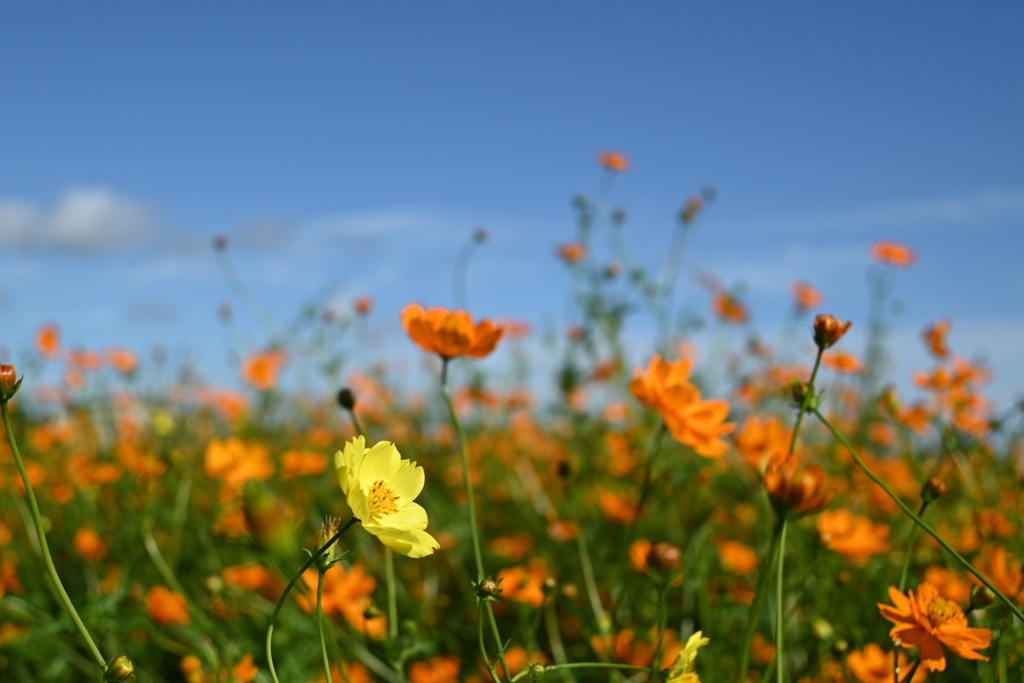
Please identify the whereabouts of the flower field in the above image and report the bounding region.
[1,155,1021,683]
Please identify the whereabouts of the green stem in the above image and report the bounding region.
[813,409,1024,623]
[737,518,783,683]
[898,500,930,593]
[477,600,502,683]
[575,523,611,640]
[788,348,824,455]
[266,518,358,683]
[385,547,398,641]
[510,663,651,683]
[775,518,788,683]
[317,567,333,683]
[630,423,667,533]
[440,358,510,682]
[0,399,107,673]
[650,583,670,682]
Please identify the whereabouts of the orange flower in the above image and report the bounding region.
[763,451,831,517]
[353,296,373,315]
[816,509,889,565]
[73,528,109,562]
[146,586,190,626]
[35,323,60,359]
[680,196,704,224]
[241,349,286,390]
[922,319,951,358]
[597,151,629,173]
[813,314,852,349]
[791,281,823,311]
[630,354,734,458]
[822,349,862,374]
[497,558,548,608]
[878,583,991,672]
[711,291,747,325]
[599,491,637,524]
[400,304,504,359]
[846,642,927,683]
[716,539,759,575]
[408,655,460,683]
[106,348,137,374]
[872,241,917,267]
[558,242,587,263]
[733,415,789,470]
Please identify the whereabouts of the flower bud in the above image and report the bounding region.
[542,577,557,595]
[921,477,947,504]
[813,314,852,350]
[475,577,503,600]
[0,364,17,399]
[789,380,819,412]
[316,516,344,568]
[213,235,228,251]
[104,655,135,681]
[528,663,547,681]
[337,388,357,411]
[646,542,681,574]
[473,227,489,243]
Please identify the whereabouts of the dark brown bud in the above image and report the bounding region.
[213,235,228,251]
[475,577,502,600]
[646,542,681,573]
[337,388,356,411]
[473,227,489,243]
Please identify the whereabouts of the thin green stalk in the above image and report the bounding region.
[649,583,670,683]
[737,519,783,683]
[440,358,510,682]
[788,348,824,455]
[510,663,651,683]
[813,409,1024,623]
[1,399,107,673]
[317,567,333,683]
[385,548,398,641]
[630,423,667,536]
[775,518,788,683]
[267,518,357,683]
[897,500,929,593]
[575,523,611,640]
[477,601,503,683]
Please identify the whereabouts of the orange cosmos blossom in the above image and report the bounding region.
[878,582,991,672]
[400,304,504,359]
[597,150,629,173]
[763,451,832,517]
[922,319,951,358]
[630,354,734,458]
[846,642,927,683]
[35,323,61,359]
[241,349,286,390]
[791,281,823,311]
[872,240,917,267]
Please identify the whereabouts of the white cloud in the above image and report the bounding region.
[726,186,1024,236]
[0,188,158,252]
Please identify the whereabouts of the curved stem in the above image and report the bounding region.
[266,518,358,683]
[317,567,333,683]
[1,400,107,673]
[737,518,783,683]
[813,410,1024,623]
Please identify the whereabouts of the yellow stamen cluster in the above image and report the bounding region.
[927,596,959,627]
[369,480,400,516]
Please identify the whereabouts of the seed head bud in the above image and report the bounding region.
[0,364,17,399]
[213,235,228,251]
[645,542,681,574]
[922,477,947,504]
[104,655,135,681]
[316,516,344,568]
[790,380,819,412]
[813,314,852,350]
[337,388,357,411]
[475,577,502,600]
[603,261,622,279]
[473,227,489,243]
[610,208,627,225]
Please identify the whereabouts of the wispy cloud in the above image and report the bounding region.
[0,188,159,252]
[727,186,1024,236]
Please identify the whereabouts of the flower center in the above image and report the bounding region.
[442,314,463,332]
[927,595,959,627]
[368,480,400,516]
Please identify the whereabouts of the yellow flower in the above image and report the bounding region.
[665,631,709,683]
[335,437,439,558]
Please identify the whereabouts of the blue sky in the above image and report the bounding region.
[1,4,1022,408]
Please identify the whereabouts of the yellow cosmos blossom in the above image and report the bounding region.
[665,631,709,683]
[335,437,439,558]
